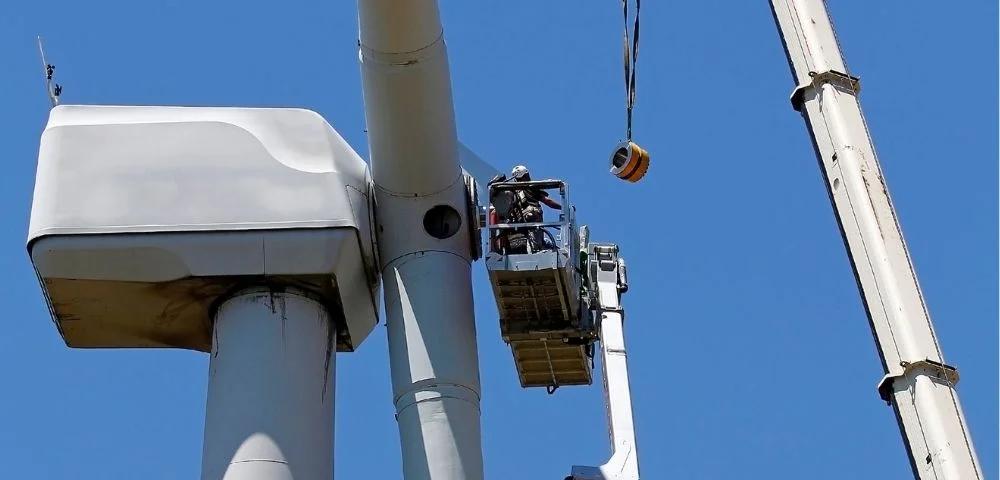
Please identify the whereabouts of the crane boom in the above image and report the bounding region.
[769,1,983,478]
[569,244,640,480]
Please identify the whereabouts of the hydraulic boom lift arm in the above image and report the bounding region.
[568,244,640,480]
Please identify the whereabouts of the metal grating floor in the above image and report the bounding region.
[488,263,594,389]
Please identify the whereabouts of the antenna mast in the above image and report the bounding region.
[37,36,62,108]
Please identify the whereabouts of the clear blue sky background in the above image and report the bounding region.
[1,1,996,479]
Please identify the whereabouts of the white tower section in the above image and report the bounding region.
[357,1,485,479]
[27,105,382,480]
[769,2,984,478]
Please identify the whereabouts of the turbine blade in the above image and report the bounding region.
[458,141,503,196]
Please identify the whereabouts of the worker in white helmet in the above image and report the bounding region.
[508,165,562,252]
[510,165,562,221]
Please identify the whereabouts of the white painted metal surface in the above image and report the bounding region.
[26,105,380,351]
[357,1,484,479]
[201,288,336,480]
[384,256,482,479]
[31,105,371,239]
[570,245,640,480]
[769,1,983,478]
[457,142,503,195]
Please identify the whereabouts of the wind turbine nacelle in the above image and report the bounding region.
[26,105,381,353]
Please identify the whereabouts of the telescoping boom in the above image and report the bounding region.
[568,244,640,480]
[769,1,983,478]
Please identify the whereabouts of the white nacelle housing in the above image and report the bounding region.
[27,105,381,352]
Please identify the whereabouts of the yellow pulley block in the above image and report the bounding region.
[609,141,649,183]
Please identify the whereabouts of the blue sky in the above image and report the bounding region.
[1,1,996,479]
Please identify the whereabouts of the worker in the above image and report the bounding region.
[509,165,562,220]
[508,165,562,252]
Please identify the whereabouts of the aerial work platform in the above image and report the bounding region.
[484,179,596,390]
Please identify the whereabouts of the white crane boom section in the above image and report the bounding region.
[769,1,983,478]
[569,244,640,480]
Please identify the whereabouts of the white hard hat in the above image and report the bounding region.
[511,165,529,179]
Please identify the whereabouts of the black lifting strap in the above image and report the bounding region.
[622,0,640,141]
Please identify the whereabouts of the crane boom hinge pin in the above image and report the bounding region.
[876,359,960,405]
[789,69,860,112]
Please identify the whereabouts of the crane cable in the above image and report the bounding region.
[609,0,650,184]
[622,0,640,141]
